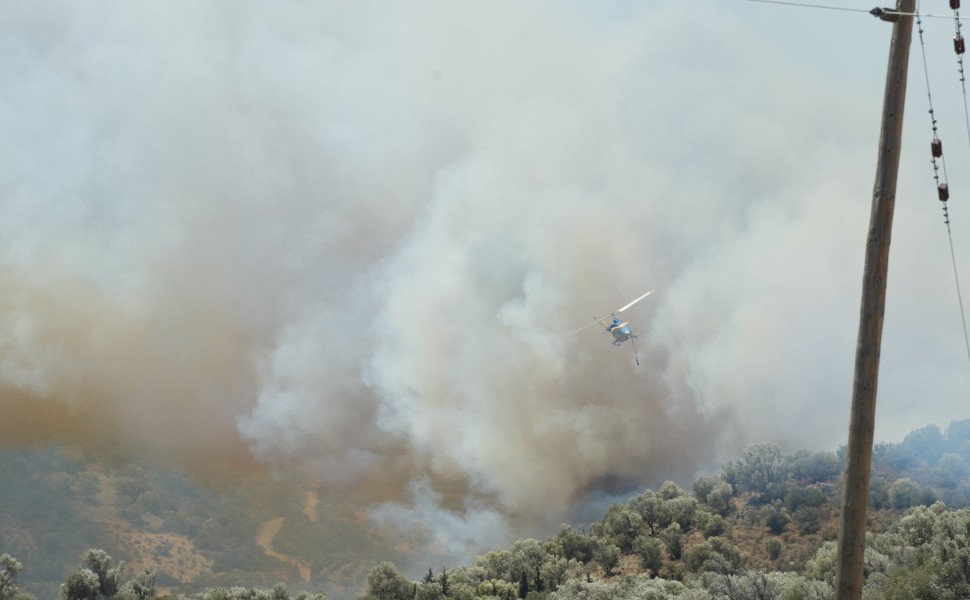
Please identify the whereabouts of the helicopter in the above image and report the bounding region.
[573,290,654,365]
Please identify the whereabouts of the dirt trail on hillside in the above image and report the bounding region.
[303,489,319,523]
[256,517,312,582]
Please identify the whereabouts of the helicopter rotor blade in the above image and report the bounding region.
[572,317,607,334]
[616,290,654,314]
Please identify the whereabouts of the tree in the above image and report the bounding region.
[366,562,412,600]
[898,425,946,467]
[659,523,683,561]
[723,443,787,502]
[889,478,923,509]
[765,539,782,561]
[684,537,744,575]
[508,539,548,577]
[548,526,593,563]
[517,571,528,600]
[936,453,969,488]
[591,543,620,576]
[946,419,970,450]
[692,476,720,503]
[271,583,289,600]
[447,565,486,588]
[882,562,935,600]
[758,501,790,535]
[81,549,124,599]
[665,495,699,530]
[414,582,442,600]
[786,450,841,484]
[122,567,156,600]
[475,580,515,600]
[592,504,644,552]
[199,586,311,600]
[698,571,776,599]
[870,476,890,509]
[476,550,515,582]
[632,535,663,575]
[658,481,686,500]
[60,569,100,600]
[0,554,22,600]
[784,486,828,534]
[438,569,449,598]
[696,510,726,536]
[627,491,671,534]
[706,481,735,515]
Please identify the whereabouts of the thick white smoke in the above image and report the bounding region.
[2,0,969,565]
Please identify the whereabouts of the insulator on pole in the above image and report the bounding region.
[871,7,900,21]
[952,0,961,9]
[940,182,951,201]
[956,34,966,55]
[932,138,944,157]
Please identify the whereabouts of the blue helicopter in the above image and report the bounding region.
[573,290,654,365]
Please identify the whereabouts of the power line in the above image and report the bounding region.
[751,0,970,368]
[944,231,970,368]
[941,1,970,368]
[913,1,970,369]
[744,0,970,20]
[952,6,970,161]
[914,4,951,194]
[744,0,870,13]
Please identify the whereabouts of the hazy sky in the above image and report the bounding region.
[2,0,969,562]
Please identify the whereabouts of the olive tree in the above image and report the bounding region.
[60,569,100,600]
[590,543,620,576]
[121,568,156,600]
[592,504,644,552]
[366,562,412,600]
[81,549,124,599]
[632,535,663,575]
[723,443,787,502]
[0,554,22,600]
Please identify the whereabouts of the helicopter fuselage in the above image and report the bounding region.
[606,319,633,344]
[574,290,652,365]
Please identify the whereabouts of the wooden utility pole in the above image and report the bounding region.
[834,1,915,598]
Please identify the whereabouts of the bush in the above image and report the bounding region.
[684,537,744,574]
[870,476,890,509]
[765,539,782,561]
[792,507,823,535]
[759,502,790,535]
[889,478,923,509]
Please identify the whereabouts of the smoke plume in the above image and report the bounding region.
[2,0,969,564]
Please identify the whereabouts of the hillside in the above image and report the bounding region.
[4,420,970,599]
[0,448,402,599]
[355,420,970,600]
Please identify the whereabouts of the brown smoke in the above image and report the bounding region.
[2,0,969,565]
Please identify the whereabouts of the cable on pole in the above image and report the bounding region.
[915,0,970,368]
[947,0,970,368]
[744,0,970,20]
